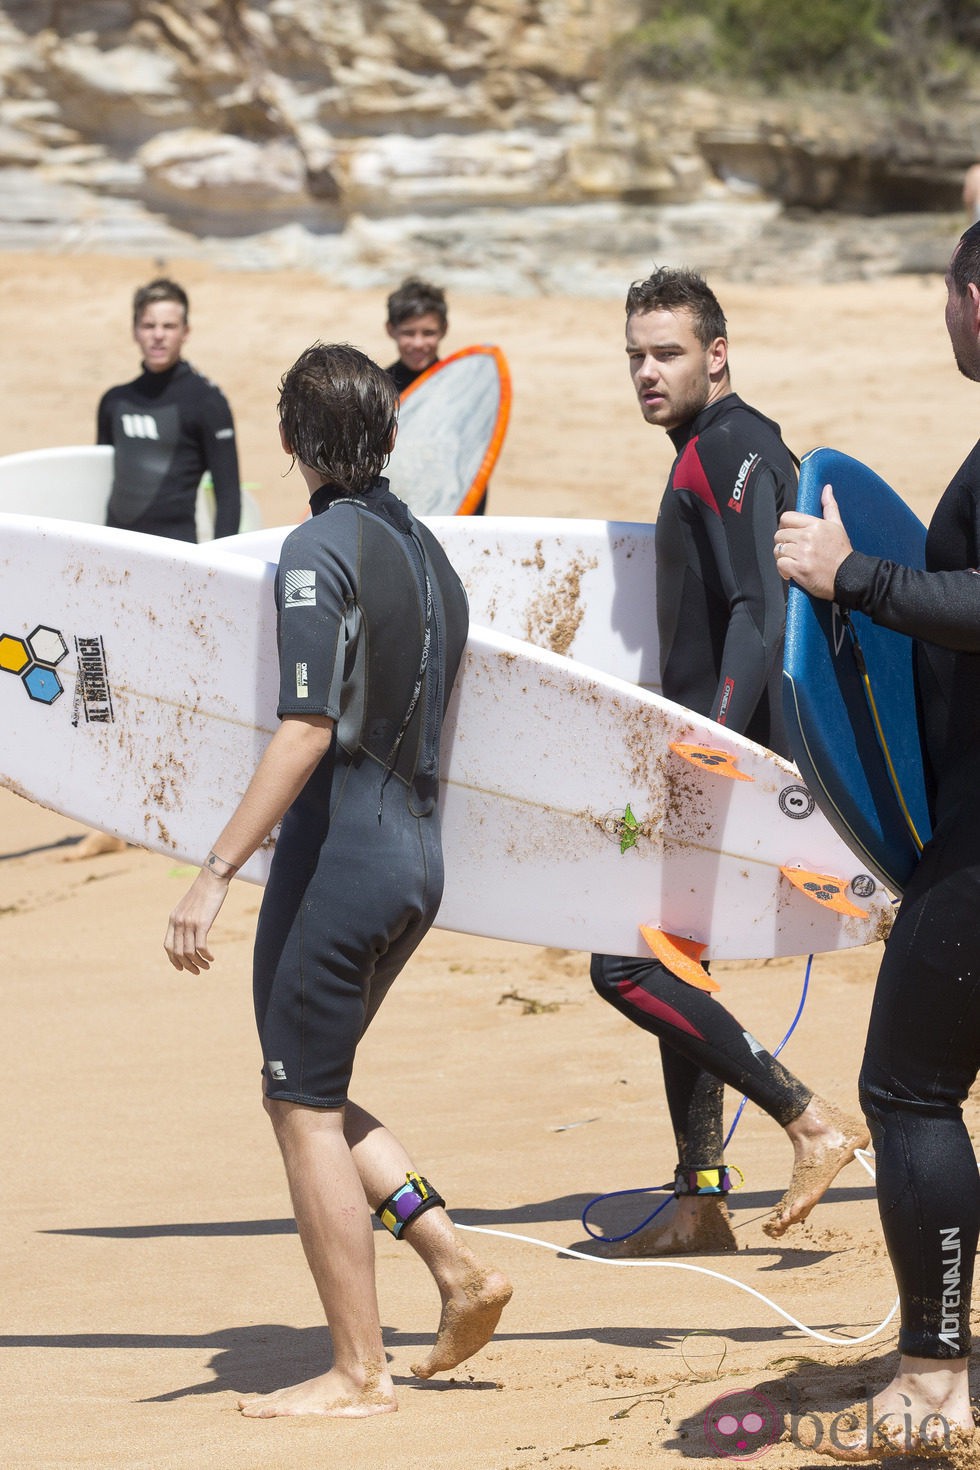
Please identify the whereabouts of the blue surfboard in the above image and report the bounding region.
[782,447,929,895]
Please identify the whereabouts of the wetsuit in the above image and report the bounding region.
[592,392,810,1177]
[385,357,487,515]
[253,477,469,1107]
[96,359,240,541]
[836,438,980,1358]
[385,359,431,394]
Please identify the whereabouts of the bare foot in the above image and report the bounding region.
[597,1195,737,1258]
[63,831,127,862]
[238,1364,396,1419]
[411,1260,513,1379]
[806,1368,974,1461]
[763,1098,870,1239]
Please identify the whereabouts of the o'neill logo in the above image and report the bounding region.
[72,635,115,725]
[728,453,759,512]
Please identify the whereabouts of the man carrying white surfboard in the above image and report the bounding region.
[590,268,868,1257]
[165,343,511,1419]
[72,278,244,862]
[773,224,980,1460]
[97,277,241,543]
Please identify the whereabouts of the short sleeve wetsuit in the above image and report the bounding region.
[834,438,980,1358]
[591,393,812,1176]
[252,476,469,1108]
[96,359,240,542]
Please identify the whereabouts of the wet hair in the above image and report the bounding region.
[278,342,399,496]
[624,267,727,348]
[386,276,448,329]
[132,277,189,326]
[950,221,980,295]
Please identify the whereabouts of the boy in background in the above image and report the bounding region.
[384,276,448,393]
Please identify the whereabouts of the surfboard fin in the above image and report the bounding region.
[669,742,753,782]
[779,866,866,917]
[639,926,718,992]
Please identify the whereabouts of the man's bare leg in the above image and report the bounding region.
[763,1097,870,1239]
[238,1100,396,1419]
[811,1356,974,1461]
[344,1101,513,1379]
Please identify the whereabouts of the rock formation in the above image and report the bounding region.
[0,1,976,287]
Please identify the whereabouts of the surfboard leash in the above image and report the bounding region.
[838,608,925,854]
[459,1146,898,1349]
[578,953,813,1244]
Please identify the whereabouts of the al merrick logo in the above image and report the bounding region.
[0,626,114,722]
[72,635,114,724]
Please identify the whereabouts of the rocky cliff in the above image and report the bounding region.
[0,0,976,289]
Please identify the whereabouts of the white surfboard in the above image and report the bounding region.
[0,444,262,539]
[0,514,892,962]
[215,517,661,691]
[386,345,511,515]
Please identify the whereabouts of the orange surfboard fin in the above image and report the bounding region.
[780,867,866,917]
[669,742,753,782]
[640,926,718,992]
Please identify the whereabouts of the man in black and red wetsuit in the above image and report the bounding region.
[97,277,240,542]
[590,268,868,1255]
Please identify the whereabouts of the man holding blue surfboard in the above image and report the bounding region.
[774,224,980,1460]
[591,268,868,1257]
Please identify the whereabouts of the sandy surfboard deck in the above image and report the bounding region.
[215,516,662,690]
[0,514,893,961]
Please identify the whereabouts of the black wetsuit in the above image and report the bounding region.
[835,438,980,1358]
[385,359,430,394]
[591,393,811,1176]
[96,359,240,541]
[253,477,469,1107]
[385,357,487,515]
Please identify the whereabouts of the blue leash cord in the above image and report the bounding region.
[580,954,814,1243]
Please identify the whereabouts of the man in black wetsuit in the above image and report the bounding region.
[72,281,242,861]
[97,277,240,542]
[590,268,868,1256]
[165,343,511,1418]
[383,276,448,394]
[774,224,980,1460]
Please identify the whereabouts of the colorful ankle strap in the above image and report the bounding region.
[674,1166,733,1197]
[376,1172,445,1238]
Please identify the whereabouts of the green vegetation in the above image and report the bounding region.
[616,0,980,95]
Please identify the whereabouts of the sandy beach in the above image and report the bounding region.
[2,250,979,1470]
